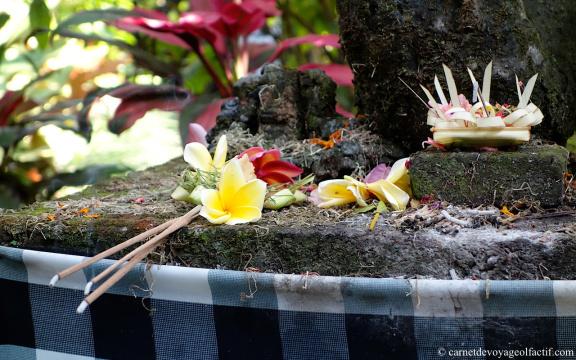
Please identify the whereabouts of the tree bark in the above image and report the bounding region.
[337,0,576,153]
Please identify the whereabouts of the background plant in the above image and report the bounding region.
[0,0,351,208]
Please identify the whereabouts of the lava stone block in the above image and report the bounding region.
[410,145,569,207]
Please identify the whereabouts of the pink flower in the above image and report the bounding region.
[364,164,391,184]
[431,94,472,115]
[437,102,452,113]
[421,137,446,150]
[364,160,412,183]
[458,94,472,111]
[238,147,303,184]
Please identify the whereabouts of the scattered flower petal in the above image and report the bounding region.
[365,164,391,184]
[500,206,514,217]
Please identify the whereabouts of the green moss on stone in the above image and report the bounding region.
[410,145,569,207]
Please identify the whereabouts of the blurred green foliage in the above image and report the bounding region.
[0,0,347,209]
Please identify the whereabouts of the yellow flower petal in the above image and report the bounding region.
[219,159,247,208]
[384,158,411,195]
[227,206,262,225]
[199,157,266,225]
[318,197,355,208]
[347,184,369,207]
[201,189,225,213]
[200,208,231,224]
[212,135,227,169]
[343,176,370,206]
[200,189,231,224]
[394,172,412,196]
[386,158,409,184]
[315,179,358,208]
[366,180,410,211]
[184,142,213,172]
[317,179,356,201]
[237,154,256,181]
[230,179,267,211]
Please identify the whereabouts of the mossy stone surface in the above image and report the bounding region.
[0,157,575,280]
[212,64,337,142]
[410,145,569,207]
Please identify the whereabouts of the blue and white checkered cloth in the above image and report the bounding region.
[1,245,575,359]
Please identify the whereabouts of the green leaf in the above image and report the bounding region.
[29,0,51,49]
[54,9,135,31]
[178,93,219,145]
[264,189,296,210]
[0,127,20,147]
[375,200,389,213]
[54,29,175,77]
[29,0,50,28]
[353,204,377,214]
[0,13,9,30]
[567,131,576,153]
[0,44,6,64]
[45,164,128,197]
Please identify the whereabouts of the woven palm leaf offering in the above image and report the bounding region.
[414,62,543,147]
[49,135,311,313]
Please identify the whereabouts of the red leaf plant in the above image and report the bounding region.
[106,84,191,134]
[298,64,353,87]
[114,0,280,93]
[72,1,353,143]
[268,34,341,62]
[238,147,303,184]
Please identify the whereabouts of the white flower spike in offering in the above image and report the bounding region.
[418,62,544,147]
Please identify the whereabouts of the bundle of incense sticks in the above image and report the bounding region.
[49,206,201,314]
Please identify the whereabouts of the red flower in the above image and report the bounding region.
[238,147,303,184]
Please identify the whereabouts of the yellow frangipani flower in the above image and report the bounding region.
[184,135,227,172]
[200,157,267,225]
[366,158,411,211]
[343,176,370,207]
[314,158,411,211]
[315,179,369,208]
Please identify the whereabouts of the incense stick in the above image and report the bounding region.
[49,218,177,287]
[476,88,490,117]
[398,77,431,108]
[83,208,198,295]
[77,206,200,313]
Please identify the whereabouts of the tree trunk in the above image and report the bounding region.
[337,0,576,153]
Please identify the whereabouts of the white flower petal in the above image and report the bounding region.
[385,158,409,184]
[212,135,228,169]
[184,142,213,172]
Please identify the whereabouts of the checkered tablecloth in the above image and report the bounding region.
[1,245,575,359]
